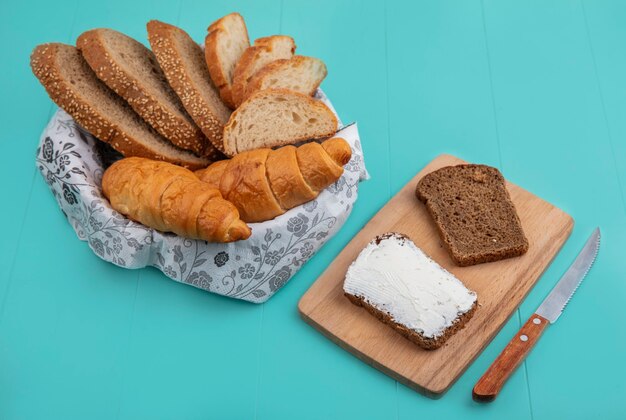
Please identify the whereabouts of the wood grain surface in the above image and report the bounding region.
[298,154,573,397]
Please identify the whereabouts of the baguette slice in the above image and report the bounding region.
[223,89,338,156]
[77,28,210,157]
[344,233,478,350]
[205,13,250,108]
[231,35,296,107]
[244,55,327,102]
[416,164,529,266]
[30,43,210,170]
[147,20,231,156]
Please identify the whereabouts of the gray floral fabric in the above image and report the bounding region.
[35,91,368,303]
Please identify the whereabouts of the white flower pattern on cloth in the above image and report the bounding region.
[34,90,368,303]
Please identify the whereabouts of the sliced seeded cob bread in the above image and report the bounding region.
[30,43,210,170]
[231,35,296,107]
[244,55,327,102]
[415,164,529,266]
[147,20,231,156]
[205,13,250,108]
[222,89,338,156]
[77,28,210,157]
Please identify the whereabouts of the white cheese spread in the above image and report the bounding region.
[343,234,477,338]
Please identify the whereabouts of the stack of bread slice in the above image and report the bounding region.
[30,43,211,170]
[31,12,338,168]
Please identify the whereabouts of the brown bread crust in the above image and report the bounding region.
[102,157,251,242]
[345,293,478,350]
[244,55,327,102]
[147,20,229,157]
[195,137,350,222]
[222,89,338,156]
[204,30,236,108]
[77,29,209,156]
[231,35,296,107]
[416,164,529,266]
[30,43,210,170]
[344,232,478,350]
[205,13,250,109]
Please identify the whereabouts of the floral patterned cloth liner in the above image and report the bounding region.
[35,92,368,303]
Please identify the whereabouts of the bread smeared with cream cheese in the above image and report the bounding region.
[343,233,477,350]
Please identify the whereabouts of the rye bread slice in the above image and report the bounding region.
[346,294,478,350]
[205,12,250,108]
[415,164,529,266]
[231,35,296,107]
[30,43,210,170]
[343,233,478,350]
[147,20,231,156]
[77,28,210,157]
[222,89,338,156]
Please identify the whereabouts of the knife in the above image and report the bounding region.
[472,227,601,402]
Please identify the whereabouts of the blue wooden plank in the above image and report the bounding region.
[0,0,79,314]
[3,0,626,418]
[0,0,178,418]
[69,0,182,45]
[385,1,531,417]
[179,0,284,45]
[0,180,139,419]
[386,0,503,190]
[114,2,280,418]
[115,277,264,419]
[481,0,626,418]
[582,0,626,215]
[255,1,394,419]
[580,11,626,414]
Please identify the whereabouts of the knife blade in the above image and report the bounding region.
[472,228,600,402]
[535,228,600,322]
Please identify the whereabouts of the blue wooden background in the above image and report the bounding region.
[2,0,626,418]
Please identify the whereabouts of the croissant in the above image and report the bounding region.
[102,157,251,242]
[195,137,352,222]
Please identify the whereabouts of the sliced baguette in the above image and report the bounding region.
[77,28,211,157]
[244,55,327,102]
[30,43,210,170]
[147,20,231,156]
[223,89,338,156]
[231,35,296,107]
[205,13,250,108]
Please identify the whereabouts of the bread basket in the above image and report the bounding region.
[35,91,368,303]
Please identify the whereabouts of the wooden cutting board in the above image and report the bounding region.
[298,154,573,397]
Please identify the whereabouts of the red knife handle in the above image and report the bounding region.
[473,314,549,402]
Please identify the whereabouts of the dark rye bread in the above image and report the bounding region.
[343,233,478,350]
[415,164,529,266]
[77,28,212,157]
[147,20,231,155]
[345,294,478,350]
[30,43,210,170]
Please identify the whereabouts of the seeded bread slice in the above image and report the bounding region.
[147,20,231,156]
[205,13,250,108]
[30,43,210,170]
[244,55,327,102]
[231,35,296,107]
[222,89,338,156]
[77,28,210,157]
[415,164,529,266]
